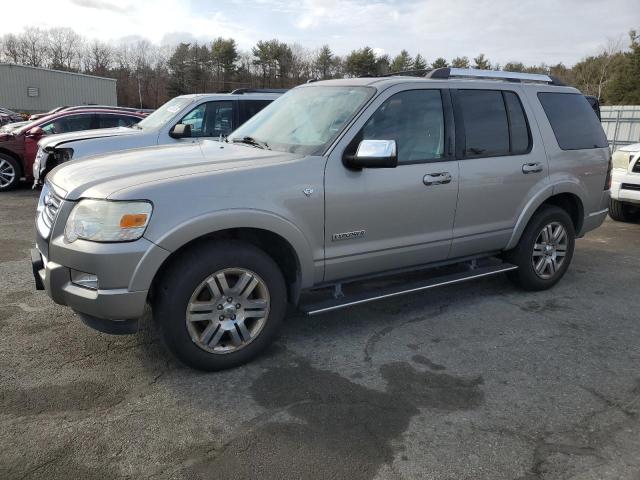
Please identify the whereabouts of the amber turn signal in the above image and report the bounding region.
[120,214,148,229]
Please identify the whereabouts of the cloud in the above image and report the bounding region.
[2,0,638,66]
[70,0,128,13]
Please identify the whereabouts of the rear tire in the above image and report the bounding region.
[505,205,575,291]
[153,240,287,371]
[0,154,20,191]
[609,198,639,223]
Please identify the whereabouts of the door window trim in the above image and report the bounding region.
[451,88,533,161]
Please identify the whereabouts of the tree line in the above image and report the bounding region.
[1,26,639,108]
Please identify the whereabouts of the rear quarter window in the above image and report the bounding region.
[537,92,608,150]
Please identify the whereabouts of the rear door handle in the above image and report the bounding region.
[423,172,452,186]
[522,162,543,174]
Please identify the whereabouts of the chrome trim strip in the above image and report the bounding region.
[306,265,518,315]
[588,208,609,217]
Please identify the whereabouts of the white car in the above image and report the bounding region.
[610,143,640,222]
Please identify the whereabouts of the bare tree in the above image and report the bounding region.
[19,27,48,67]
[86,40,113,76]
[48,27,82,70]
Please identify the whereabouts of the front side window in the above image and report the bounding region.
[228,86,374,155]
[538,92,608,150]
[180,101,233,138]
[358,89,445,163]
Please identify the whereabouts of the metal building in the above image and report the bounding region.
[0,63,117,114]
[601,105,640,151]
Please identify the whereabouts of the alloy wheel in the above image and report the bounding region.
[0,159,16,188]
[531,221,568,279]
[186,268,270,354]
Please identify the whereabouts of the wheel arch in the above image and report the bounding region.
[506,184,585,250]
[144,210,314,305]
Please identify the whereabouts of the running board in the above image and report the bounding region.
[301,263,517,316]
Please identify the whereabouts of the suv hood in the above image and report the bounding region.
[619,142,640,153]
[49,140,300,200]
[39,126,142,149]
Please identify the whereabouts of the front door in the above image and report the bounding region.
[324,88,459,281]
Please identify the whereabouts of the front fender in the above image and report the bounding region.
[505,180,587,250]
[147,209,315,288]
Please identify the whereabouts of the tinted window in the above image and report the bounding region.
[538,93,608,150]
[97,114,140,128]
[458,90,509,157]
[504,91,530,154]
[360,90,445,163]
[41,114,93,134]
[239,100,271,124]
[180,101,233,138]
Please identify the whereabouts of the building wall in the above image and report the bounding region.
[601,105,640,151]
[0,64,117,113]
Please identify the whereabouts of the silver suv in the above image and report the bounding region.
[31,69,611,371]
[33,90,284,185]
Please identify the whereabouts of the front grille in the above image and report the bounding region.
[621,183,640,191]
[37,185,63,238]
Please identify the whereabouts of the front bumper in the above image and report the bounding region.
[611,170,640,205]
[31,247,147,333]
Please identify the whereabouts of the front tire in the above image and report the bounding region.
[609,198,639,223]
[0,154,20,191]
[153,241,287,371]
[505,205,575,291]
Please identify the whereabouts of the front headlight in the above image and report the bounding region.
[64,199,153,243]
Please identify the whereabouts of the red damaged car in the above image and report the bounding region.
[0,108,144,191]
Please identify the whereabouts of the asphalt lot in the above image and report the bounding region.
[1,187,639,480]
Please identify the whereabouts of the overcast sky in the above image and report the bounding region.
[4,0,639,65]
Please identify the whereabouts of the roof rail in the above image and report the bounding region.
[230,88,288,94]
[425,68,566,85]
[383,68,431,77]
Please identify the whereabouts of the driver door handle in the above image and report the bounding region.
[522,162,543,174]
[423,172,452,186]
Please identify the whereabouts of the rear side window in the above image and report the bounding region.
[538,92,608,150]
[97,114,140,128]
[239,100,271,124]
[504,92,530,154]
[458,90,510,157]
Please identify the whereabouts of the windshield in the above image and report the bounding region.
[136,97,193,130]
[228,86,374,155]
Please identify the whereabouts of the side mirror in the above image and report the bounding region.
[344,139,398,169]
[169,123,192,139]
[27,126,44,138]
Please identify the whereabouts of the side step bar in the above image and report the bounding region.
[301,263,517,316]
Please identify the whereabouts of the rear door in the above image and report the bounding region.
[324,87,459,281]
[449,88,548,257]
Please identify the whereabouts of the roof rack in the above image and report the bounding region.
[425,68,566,86]
[383,69,431,77]
[230,88,288,94]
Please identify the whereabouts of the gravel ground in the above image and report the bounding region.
[1,187,639,480]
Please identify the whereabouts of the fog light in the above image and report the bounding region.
[71,270,98,290]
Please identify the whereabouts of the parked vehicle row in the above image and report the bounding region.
[32,90,283,186]
[0,108,146,191]
[30,68,612,371]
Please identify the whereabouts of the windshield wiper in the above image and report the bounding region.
[230,136,269,150]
